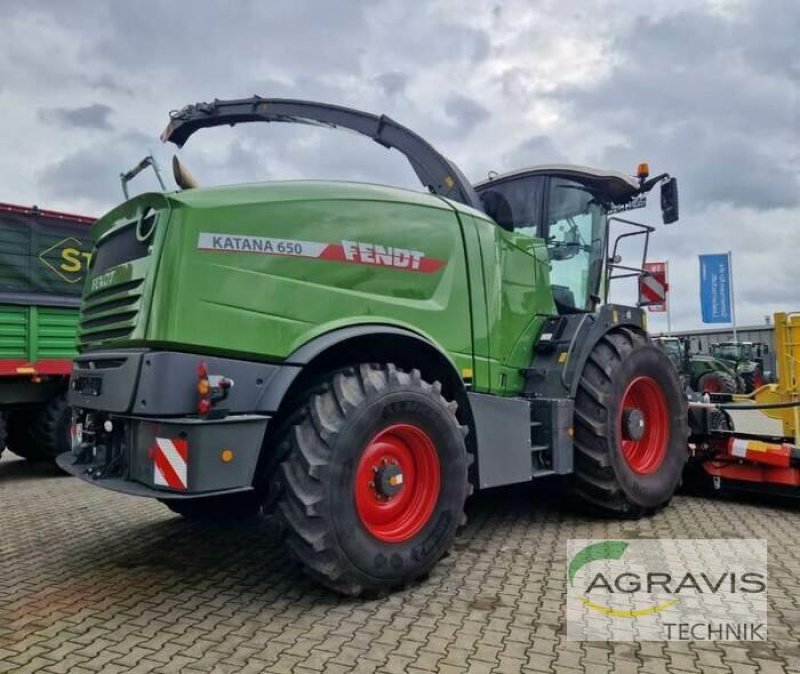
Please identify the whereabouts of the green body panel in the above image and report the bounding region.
[689,356,736,381]
[0,303,79,362]
[79,181,561,397]
[466,213,556,394]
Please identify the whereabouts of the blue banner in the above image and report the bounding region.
[699,254,732,323]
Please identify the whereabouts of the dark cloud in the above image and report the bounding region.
[375,72,408,98]
[38,103,114,130]
[552,1,800,212]
[445,94,489,133]
[0,0,796,330]
[39,131,155,205]
[502,135,566,172]
[177,122,420,191]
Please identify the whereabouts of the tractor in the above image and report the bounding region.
[710,341,766,393]
[654,336,739,394]
[60,97,686,595]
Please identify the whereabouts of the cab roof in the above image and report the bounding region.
[474,164,642,205]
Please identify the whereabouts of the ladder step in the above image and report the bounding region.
[532,469,556,478]
[531,444,550,452]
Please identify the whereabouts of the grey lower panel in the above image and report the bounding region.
[65,413,270,497]
[131,352,293,416]
[530,398,574,475]
[56,452,255,500]
[69,349,300,415]
[468,392,534,490]
[69,350,144,412]
[469,392,575,489]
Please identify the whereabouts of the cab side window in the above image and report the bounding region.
[478,176,546,237]
[545,178,605,313]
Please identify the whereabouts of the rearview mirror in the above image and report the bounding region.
[661,177,679,224]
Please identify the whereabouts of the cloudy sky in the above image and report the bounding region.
[1,0,797,330]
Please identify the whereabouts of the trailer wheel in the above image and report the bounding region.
[697,371,737,395]
[29,393,72,461]
[159,493,261,520]
[6,409,38,460]
[275,364,470,596]
[573,329,687,517]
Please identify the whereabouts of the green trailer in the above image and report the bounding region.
[0,203,93,461]
[60,98,685,595]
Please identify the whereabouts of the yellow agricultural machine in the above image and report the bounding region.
[688,312,800,495]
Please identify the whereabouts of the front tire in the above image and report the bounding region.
[573,328,688,517]
[276,364,471,596]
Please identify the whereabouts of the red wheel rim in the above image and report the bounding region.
[753,370,764,389]
[702,377,721,393]
[354,424,440,543]
[618,376,670,475]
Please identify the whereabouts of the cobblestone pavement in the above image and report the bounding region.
[1,452,799,674]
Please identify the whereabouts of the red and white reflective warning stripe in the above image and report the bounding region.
[153,438,189,490]
[640,274,667,303]
[197,233,444,273]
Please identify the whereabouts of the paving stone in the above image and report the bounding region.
[0,454,797,674]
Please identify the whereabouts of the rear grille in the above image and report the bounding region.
[78,278,144,350]
[80,310,138,330]
[86,279,143,302]
[92,220,153,275]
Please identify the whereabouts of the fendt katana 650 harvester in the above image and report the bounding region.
[60,98,685,595]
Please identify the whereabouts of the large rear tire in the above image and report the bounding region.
[276,364,471,596]
[696,371,737,395]
[573,328,687,517]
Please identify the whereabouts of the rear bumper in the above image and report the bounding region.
[66,348,294,498]
[56,451,255,500]
[63,413,270,498]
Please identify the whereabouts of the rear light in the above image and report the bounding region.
[196,361,233,418]
[197,361,211,417]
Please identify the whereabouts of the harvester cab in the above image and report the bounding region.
[63,96,691,596]
[474,163,678,314]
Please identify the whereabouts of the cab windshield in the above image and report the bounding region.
[476,175,608,313]
[713,344,750,360]
[546,179,607,312]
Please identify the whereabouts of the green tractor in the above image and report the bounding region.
[654,336,739,394]
[60,97,686,595]
[710,341,766,393]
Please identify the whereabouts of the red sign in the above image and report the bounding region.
[640,262,668,312]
